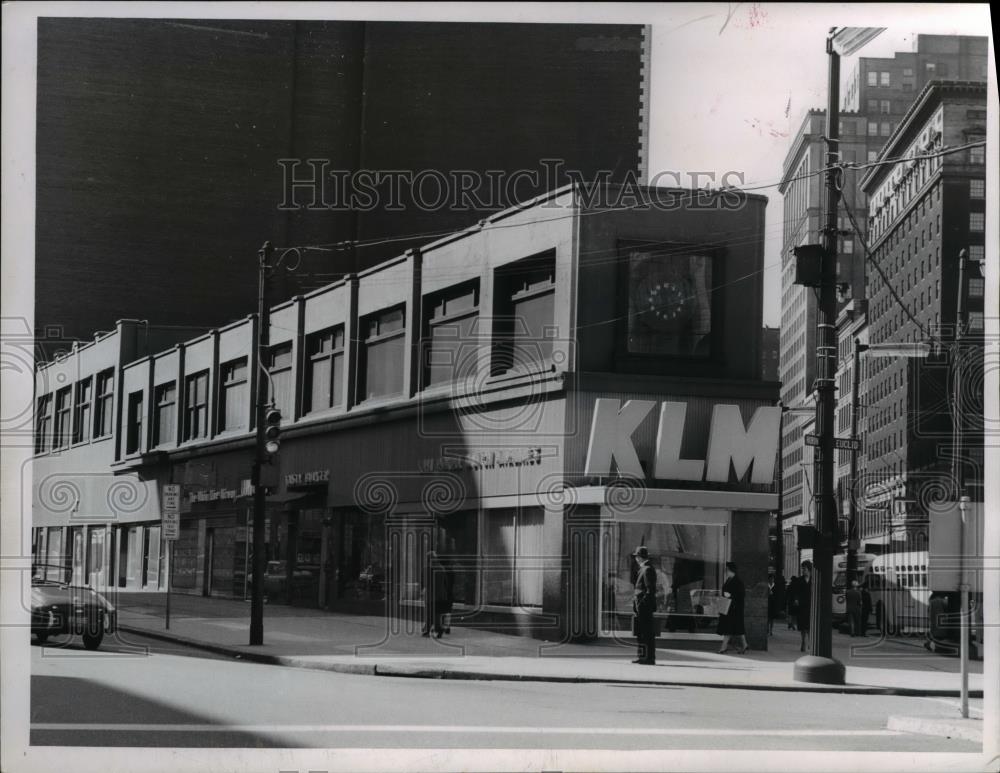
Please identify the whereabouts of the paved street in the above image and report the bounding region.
[30,635,981,751]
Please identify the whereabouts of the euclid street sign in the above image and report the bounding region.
[804,434,860,451]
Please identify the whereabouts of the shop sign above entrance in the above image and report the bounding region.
[285,469,330,488]
[584,400,781,485]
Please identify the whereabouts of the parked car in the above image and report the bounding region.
[31,564,116,650]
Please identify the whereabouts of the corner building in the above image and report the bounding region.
[33,184,779,649]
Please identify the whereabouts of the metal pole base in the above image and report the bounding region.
[793,655,846,685]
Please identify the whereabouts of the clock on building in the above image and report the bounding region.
[627,251,712,356]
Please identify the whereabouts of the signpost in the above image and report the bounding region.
[162,484,181,629]
[804,434,858,452]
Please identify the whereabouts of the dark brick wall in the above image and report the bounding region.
[35,19,643,343]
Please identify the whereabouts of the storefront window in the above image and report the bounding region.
[482,508,544,608]
[601,519,727,634]
[87,527,106,589]
[71,527,86,586]
[46,527,64,582]
[341,511,387,600]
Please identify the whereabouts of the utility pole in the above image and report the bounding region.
[774,404,785,578]
[794,30,845,685]
[249,241,273,646]
[847,336,867,585]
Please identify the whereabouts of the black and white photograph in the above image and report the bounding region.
[1,3,997,772]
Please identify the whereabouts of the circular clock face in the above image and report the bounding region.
[636,277,692,331]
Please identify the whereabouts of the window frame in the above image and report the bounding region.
[358,307,407,402]
[125,390,144,456]
[153,381,177,447]
[421,280,481,389]
[93,369,115,439]
[183,370,209,441]
[490,253,557,378]
[72,376,93,444]
[267,342,295,418]
[35,394,53,454]
[218,357,249,433]
[53,386,72,450]
[304,326,346,413]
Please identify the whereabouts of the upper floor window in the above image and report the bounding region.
[154,382,176,447]
[625,248,712,358]
[970,179,985,198]
[219,358,249,432]
[35,394,53,454]
[969,245,984,261]
[359,308,406,401]
[184,371,209,441]
[305,327,345,413]
[866,99,878,113]
[968,278,985,299]
[492,254,557,375]
[867,71,877,87]
[423,281,480,387]
[868,150,878,162]
[268,343,294,419]
[73,377,93,444]
[94,369,114,438]
[53,386,72,450]
[126,391,144,455]
[880,122,891,137]
[879,71,890,87]
[969,212,985,232]
[969,145,985,164]
[867,121,878,136]
[880,100,891,114]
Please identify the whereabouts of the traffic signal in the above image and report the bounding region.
[264,406,282,456]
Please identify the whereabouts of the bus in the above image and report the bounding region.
[868,550,931,634]
[831,552,876,622]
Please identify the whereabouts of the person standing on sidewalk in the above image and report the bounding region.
[846,580,863,637]
[717,562,748,654]
[631,546,657,665]
[796,561,812,652]
[786,575,800,630]
[767,573,778,636]
[421,542,451,639]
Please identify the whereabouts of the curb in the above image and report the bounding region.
[887,715,984,743]
[117,625,984,698]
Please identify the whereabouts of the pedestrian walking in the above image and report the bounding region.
[421,541,453,638]
[717,562,749,654]
[845,580,863,637]
[631,545,657,665]
[786,575,800,630]
[767,572,778,636]
[860,583,872,636]
[796,561,812,652]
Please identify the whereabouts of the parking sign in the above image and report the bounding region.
[162,484,181,540]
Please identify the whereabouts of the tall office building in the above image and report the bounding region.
[776,35,987,548]
[35,19,650,348]
[859,80,986,550]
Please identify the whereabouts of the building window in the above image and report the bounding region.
[968,278,985,298]
[867,121,878,136]
[969,245,984,261]
[625,248,712,357]
[968,312,984,332]
[842,238,854,255]
[53,386,72,450]
[35,394,53,454]
[154,382,176,447]
[880,99,891,114]
[482,508,544,608]
[880,71,890,87]
[493,253,558,373]
[72,377,93,444]
[423,281,480,387]
[268,342,295,418]
[969,145,985,164]
[867,71,877,87]
[866,99,879,113]
[868,150,878,162]
[305,326,345,413]
[219,358,248,432]
[969,212,985,232]
[94,369,114,438]
[880,122,891,137]
[126,391,143,455]
[970,179,985,198]
[359,308,406,401]
[184,371,209,440]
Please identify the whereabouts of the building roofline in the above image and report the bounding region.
[860,79,988,192]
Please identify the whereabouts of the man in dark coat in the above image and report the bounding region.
[846,580,863,637]
[718,562,748,653]
[786,575,800,630]
[631,546,657,665]
[797,561,813,652]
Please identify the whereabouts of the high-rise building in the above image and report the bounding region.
[776,35,987,544]
[35,19,650,348]
[761,326,780,382]
[858,79,986,550]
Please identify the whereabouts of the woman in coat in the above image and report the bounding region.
[717,562,748,654]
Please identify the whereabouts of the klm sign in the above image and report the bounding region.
[584,400,781,485]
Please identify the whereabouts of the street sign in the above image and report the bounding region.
[162,484,181,541]
[803,434,859,451]
[833,437,860,452]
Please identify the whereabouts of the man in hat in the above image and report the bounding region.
[632,545,657,665]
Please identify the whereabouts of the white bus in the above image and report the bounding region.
[868,550,931,634]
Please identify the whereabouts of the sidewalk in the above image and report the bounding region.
[112,593,985,697]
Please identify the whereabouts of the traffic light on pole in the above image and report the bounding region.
[264,406,282,457]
